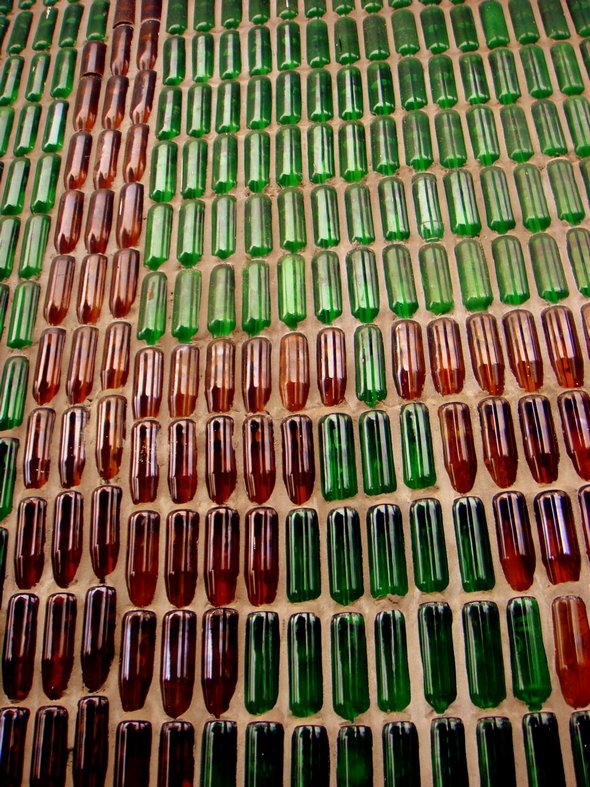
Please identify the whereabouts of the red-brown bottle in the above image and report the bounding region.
[93,129,121,189]
[96,395,127,481]
[243,414,276,504]
[577,485,590,561]
[534,490,581,584]
[111,25,133,75]
[503,309,543,392]
[84,191,114,255]
[66,325,98,403]
[33,328,65,405]
[130,420,159,503]
[122,123,149,182]
[110,249,139,318]
[281,414,315,504]
[201,607,238,718]
[102,76,128,130]
[467,313,505,395]
[552,595,590,708]
[133,347,163,417]
[160,610,197,718]
[129,71,156,124]
[30,705,69,787]
[23,408,55,488]
[157,722,194,787]
[116,182,143,248]
[114,721,152,787]
[492,492,536,592]
[427,316,465,395]
[438,402,477,493]
[478,397,518,488]
[141,0,162,21]
[81,585,117,692]
[59,406,88,488]
[119,609,156,711]
[54,190,84,253]
[204,506,240,605]
[168,344,199,418]
[90,485,121,581]
[73,75,101,132]
[126,510,160,605]
[101,322,131,390]
[72,696,109,787]
[242,336,272,413]
[165,509,199,607]
[41,592,77,700]
[77,253,107,322]
[168,419,198,503]
[137,19,160,69]
[244,506,279,605]
[52,491,84,588]
[44,255,75,325]
[206,416,236,504]
[0,707,29,786]
[391,320,425,400]
[542,305,584,388]
[64,131,92,189]
[81,41,106,77]
[559,390,590,480]
[205,338,235,413]
[280,332,310,411]
[14,497,46,588]
[518,395,559,484]
[317,327,347,406]
[2,592,38,700]
[114,0,135,26]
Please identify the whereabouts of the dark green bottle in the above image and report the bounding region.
[400,403,437,489]
[286,509,321,603]
[288,613,323,717]
[418,602,456,713]
[366,504,407,598]
[462,601,506,708]
[331,612,370,721]
[319,413,357,501]
[453,497,495,591]
[477,717,517,787]
[200,721,237,787]
[336,726,373,787]
[383,722,420,787]
[431,717,468,787]
[522,713,566,787]
[245,611,280,715]
[291,726,329,787]
[245,723,284,787]
[0,356,29,429]
[327,506,364,605]
[375,610,410,712]
[359,410,396,495]
[410,498,448,593]
[0,437,18,520]
[506,596,552,710]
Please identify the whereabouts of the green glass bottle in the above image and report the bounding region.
[522,713,566,787]
[359,410,396,495]
[514,164,550,231]
[181,139,207,198]
[207,264,236,336]
[0,356,28,429]
[200,721,237,787]
[177,200,204,266]
[507,596,552,710]
[431,718,469,787]
[42,100,68,153]
[245,611,279,715]
[364,16,390,62]
[163,36,186,85]
[547,158,584,225]
[412,173,443,241]
[288,613,323,717]
[0,217,19,280]
[459,53,490,104]
[286,508,321,603]
[453,497,495,591]
[463,601,506,709]
[215,81,240,132]
[319,413,358,502]
[383,244,418,317]
[211,195,236,259]
[501,105,534,161]
[312,251,342,324]
[477,717,517,787]
[14,103,41,156]
[531,99,567,155]
[192,33,214,82]
[30,153,60,214]
[137,272,167,345]
[480,165,516,233]
[172,269,201,342]
[7,281,39,348]
[383,723,420,787]
[291,726,329,787]
[564,97,590,157]
[245,195,273,257]
[551,42,583,94]
[346,185,380,244]
[419,244,454,315]
[337,66,363,120]
[248,25,272,74]
[187,84,211,137]
[492,235,530,304]
[455,239,493,311]
[435,110,467,168]
[480,0,510,48]
[410,498,449,593]
[398,57,427,111]
[18,214,50,279]
[570,712,590,787]
[8,11,32,54]
[50,48,76,99]
[306,20,330,68]
[328,506,364,605]
[0,108,14,157]
[246,77,271,129]
[0,438,18,520]
[276,127,303,186]
[346,247,379,323]
[245,131,270,192]
[25,52,50,101]
[85,1,107,42]
[331,612,370,721]
[509,0,539,43]
[278,189,306,250]
[567,227,590,296]
[144,204,173,270]
[278,253,306,328]
[311,185,340,248]
[421,7,449,53]
[338,122,367,183]
[429,55,458,108]
[392,9,419,55]
[378,179,409,241]
[468,105,501,166]
[529,233,568,302]
[451,5,479,51]
[354,325,387,407]
[242,260,270,335]
[276,71,301,125]
[336,727,373,786]
[150,141,177,202]
[400,403,437,489]
[418,602,457,713]
[366,504,407,598]
[521,45,553,98]
[444,169,481,236]
[0,57,24,106]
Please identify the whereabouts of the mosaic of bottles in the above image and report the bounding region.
[1,0,590,783]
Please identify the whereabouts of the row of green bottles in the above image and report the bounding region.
[134,232,589,347]
[4,3,84,54]
[238,595,552,722]
[0,46,77,106]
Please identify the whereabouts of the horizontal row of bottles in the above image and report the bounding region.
[4,487,590,599]
[154,21,590,93]
[1,705,589,787]
[2,589,589,714]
